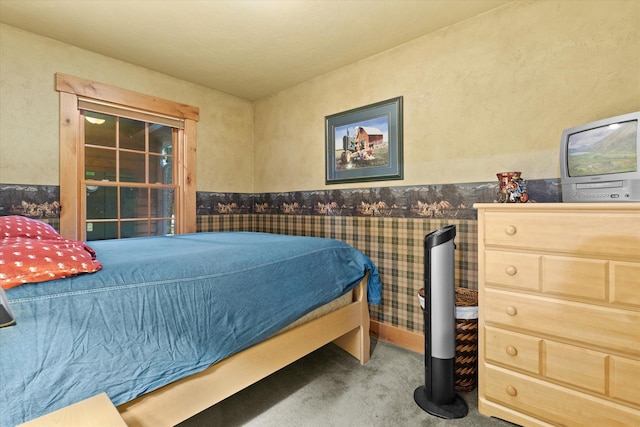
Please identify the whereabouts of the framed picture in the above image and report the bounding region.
[325,96,403,184]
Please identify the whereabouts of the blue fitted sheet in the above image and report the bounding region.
[0,232,381,426]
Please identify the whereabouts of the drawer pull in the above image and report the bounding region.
[505,306,518,316]
[505,265,517,276]
[504,225,517,236]
[506,346,518,356]
[506,385,518,397]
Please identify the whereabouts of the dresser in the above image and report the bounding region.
[475,203,640,426]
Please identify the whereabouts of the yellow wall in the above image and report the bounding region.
[0,24,255,193]
[253,0,640,193]
[1,1,639,195]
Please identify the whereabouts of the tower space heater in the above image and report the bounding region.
[414,225,468,419]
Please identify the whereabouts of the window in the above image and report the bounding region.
[82,108,176,240]
[56,73,198,240]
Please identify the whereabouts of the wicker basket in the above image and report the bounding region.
[455,287,478,392]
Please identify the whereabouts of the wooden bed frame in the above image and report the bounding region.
[117,276,371,427]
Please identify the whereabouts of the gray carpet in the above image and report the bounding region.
[177,339,515,426]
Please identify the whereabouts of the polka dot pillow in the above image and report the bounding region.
[0,216,102,290]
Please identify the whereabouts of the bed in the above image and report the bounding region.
[0,220,382,427]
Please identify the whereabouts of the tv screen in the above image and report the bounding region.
[567,119,638,177]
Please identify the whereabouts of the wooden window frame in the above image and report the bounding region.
[56,73,198,240]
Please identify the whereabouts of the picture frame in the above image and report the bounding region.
[325,96,403,184]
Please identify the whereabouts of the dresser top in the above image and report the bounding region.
[474,202,640,211]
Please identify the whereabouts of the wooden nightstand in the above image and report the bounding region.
[17,393,127,427]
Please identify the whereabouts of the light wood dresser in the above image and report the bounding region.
[475,203,640,426]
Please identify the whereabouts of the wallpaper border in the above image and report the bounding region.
[0,179,561,220]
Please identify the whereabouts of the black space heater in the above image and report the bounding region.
[414,225,468,419]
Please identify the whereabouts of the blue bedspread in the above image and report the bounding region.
[0,232,381,426]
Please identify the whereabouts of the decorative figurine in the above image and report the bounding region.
[497,172,528,203]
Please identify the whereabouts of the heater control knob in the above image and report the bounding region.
[506,346,518,356]
[504,225,517,236]
[505,265,517,276]
[506,385,518,397]
[505,306,518,316]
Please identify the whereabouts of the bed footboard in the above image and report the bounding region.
[118,276,370,427]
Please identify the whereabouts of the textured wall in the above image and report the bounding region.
[0,24,254,193]
[253,0,640,193]
[2,2,638,194]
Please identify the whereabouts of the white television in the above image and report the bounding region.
[559,111,640,202]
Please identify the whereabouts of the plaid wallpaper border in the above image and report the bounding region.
[197,214,477,334]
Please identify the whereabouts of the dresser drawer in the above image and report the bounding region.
[542,255,607,301]
[545,340,606,394]
[483,210,640,259]
[610,356,640,405]
[611,261,640,307]
[485,250,612,301]
[484,364,640,427]
[484,288,640,354]
[486,252,639,304]
[485,326,540,374]
[485,250,540,291]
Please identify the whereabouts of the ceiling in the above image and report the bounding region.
[0,0,509,101]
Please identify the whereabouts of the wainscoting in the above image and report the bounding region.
[1,179,561,341]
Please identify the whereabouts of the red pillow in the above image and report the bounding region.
[0,216,102,290]
[0,215,62,240]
